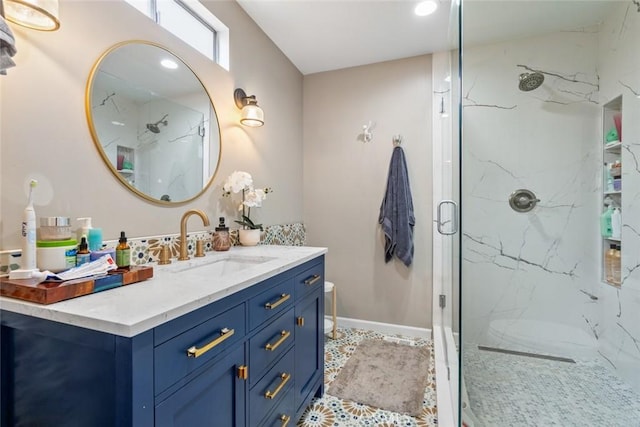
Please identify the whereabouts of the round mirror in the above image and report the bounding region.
[86,41,221,204]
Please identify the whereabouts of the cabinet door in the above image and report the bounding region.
[294,288,324,413]
[155,345,246,427]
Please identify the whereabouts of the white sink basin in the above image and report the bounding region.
[160,254,275,274]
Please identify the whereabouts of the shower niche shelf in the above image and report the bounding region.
[601,95,622,287]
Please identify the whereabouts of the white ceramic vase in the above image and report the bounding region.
[239,229,261,246]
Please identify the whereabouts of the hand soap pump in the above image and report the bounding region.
[76,217,92,243]
[213,217,231,251]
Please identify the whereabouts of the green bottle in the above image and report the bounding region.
[116,231,131,268]
[600,206,613,238]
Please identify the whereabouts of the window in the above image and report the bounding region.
[123,0,229,70]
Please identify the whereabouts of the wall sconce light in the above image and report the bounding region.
[234,88,264,127]
[4,0,60,31]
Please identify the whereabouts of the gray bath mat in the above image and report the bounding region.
[329,338,430,416]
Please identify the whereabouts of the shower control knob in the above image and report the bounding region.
[509,189,540,213]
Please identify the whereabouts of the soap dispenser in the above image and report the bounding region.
[213,217,231,251]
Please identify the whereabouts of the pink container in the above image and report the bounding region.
[613,113,622,141]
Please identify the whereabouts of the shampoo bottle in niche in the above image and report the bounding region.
[605,163,614,192]
[605,244,616,284]
[116,231,131,268]
[21,180,38,271]
[600,206,613,238]
[611,207,622,239]
[612,245,622,285]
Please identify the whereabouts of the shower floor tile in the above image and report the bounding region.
[464,345,640,426]
[297,327,438,426]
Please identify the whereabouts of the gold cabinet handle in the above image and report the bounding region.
[280,414,291,427]
[237,365,248,380]
[304,274,321,286]
[265,372,291,399]
[187,328,234,358]
[265,293,290,310]
[265,330,291,351]
[297,316,304,327]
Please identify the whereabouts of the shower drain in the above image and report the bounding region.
[477,345,575,363]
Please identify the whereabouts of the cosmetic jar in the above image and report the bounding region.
[37,239,77,272]
[39,217,72,240]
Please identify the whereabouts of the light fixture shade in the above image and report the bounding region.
[4,0,60,31]
[234,88,264,127]
[241,103,264,127]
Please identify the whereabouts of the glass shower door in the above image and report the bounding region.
[459,0,640,425]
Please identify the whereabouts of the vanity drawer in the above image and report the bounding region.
[250,348,295,427]
[154,302,246,395]
[249,307,295,386]
[293,261,324,299]
[259,386,296,427]
[249,278,295,330]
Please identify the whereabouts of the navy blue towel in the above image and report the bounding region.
[378,146,415,266]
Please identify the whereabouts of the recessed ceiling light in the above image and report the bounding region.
[160,59,178,69]
[415,0,438,17]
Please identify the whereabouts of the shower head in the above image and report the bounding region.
[518,72,544,91]
[146,114,169,134]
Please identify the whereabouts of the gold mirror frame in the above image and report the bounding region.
[85,40,221,205]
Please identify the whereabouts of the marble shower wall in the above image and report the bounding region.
[596,1,640,392]
[462,27,601,351]
[462,1,640,392]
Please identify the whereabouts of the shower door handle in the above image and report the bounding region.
[436,200,458,235]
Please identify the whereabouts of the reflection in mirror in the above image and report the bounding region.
[86,41,221,204]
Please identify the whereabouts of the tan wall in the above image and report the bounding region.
[0,0,303,248]
[303,56,433,328]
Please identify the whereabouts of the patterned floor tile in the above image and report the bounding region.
[297,328,438,426]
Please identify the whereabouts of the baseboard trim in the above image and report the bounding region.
[329,315,431,339]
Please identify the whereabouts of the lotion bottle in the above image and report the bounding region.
[21,180,38,271]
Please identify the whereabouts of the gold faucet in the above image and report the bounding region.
[179,209,210,261]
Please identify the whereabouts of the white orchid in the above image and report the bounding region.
[223,170,253,194]
[242,188,267,208]
[222,171,272,230]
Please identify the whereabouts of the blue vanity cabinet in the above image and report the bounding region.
[0,255,325,427]
[155,345,246,427]
[294,285,324,419]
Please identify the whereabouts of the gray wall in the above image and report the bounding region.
[303,55,433,329]
[0,0,303,248]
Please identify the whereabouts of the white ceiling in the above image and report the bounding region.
[236,0,619,75]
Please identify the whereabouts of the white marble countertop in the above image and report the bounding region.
[0,246,327,337]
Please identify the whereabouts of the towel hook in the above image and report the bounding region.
[392,135,403,146]
[362,121,374,143]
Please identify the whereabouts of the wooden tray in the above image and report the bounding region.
[0,265,153,305]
